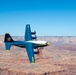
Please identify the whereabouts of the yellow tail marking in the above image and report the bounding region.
[6,33,9,34]
[7,37,11,41]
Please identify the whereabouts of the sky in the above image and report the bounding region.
[0,0,76,36]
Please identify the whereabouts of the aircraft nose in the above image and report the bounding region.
[46,42,50,46]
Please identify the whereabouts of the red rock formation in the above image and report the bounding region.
[0,36,76,75]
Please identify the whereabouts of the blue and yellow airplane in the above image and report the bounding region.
[4,24,49,63]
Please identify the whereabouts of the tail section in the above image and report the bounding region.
[5,43,11,50]
[4,33,14,42]
[4,33,13,50]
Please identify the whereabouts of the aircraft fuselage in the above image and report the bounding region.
[5,40,49,48]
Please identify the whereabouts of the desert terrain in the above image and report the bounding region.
[0,35,76,75]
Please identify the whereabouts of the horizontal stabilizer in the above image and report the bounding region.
[5,43,11,50]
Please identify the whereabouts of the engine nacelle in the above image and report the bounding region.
[31,31,36,34]
[32,36,37,39]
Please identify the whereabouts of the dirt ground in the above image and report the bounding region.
[0,36,76,75]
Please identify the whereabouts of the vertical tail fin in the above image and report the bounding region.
[4,33,13,50]
[4,33,14,42]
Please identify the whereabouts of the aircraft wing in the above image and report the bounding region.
[25,43,35,63]
[25,24,32,41]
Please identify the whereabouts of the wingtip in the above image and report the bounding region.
[31,62,35,64]
[6,50,10,52]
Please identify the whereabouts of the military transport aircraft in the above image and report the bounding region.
[4,24,49,63]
